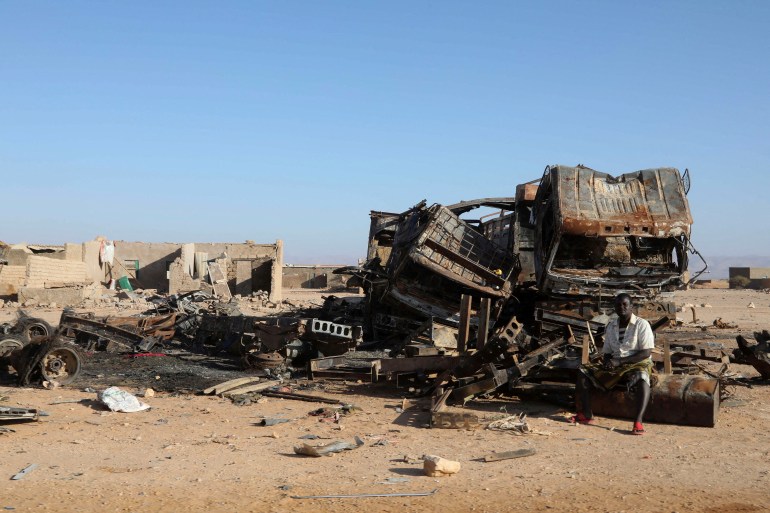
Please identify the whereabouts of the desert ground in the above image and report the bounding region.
[2,288,770,513]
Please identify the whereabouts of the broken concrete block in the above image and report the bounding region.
[423,455,461,477]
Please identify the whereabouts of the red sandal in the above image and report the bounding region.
[570,412,594,425]
[632,422,645,435]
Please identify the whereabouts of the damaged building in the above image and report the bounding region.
[0,239,284,303]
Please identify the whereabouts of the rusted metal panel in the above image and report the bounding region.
[379,355,465,376]
[515,183,538,203]
[553,166,692,237]
[308,356,380,382]
[579,374,719,427]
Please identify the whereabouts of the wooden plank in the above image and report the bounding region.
[202,376,260,395]
[581,334,590,365]
[222,380,280,397]
[663,339,672,374]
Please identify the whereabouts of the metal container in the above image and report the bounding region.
[578,374,719,427]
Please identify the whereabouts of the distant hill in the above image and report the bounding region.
[691,256,770,279]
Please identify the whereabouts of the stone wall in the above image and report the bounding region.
[0,265,27,296]
[24,256,88,288]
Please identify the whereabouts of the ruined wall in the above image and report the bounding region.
[64,243,83,261]
[2,239,283,299]
[283,265,350,289]
[271,240,283,302]
[0,265,27,296]
[168,257,201,295]
[194,242,282,301]
[24,255,88,288]
[82,240,105,283]
[5,248,32,266]
[113,242,181,292]
[111,241,282,296]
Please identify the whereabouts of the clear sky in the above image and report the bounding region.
[1,1,768,265]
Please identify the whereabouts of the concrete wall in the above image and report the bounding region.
[729,267,770,289]
[0,265,26,296]
[24,256,87,288]
[283,265,350,289]
[2,239,284,299]
[83,240,104,283]
[113,242,181,292]
[5,248,32,266]
[168,257,201,295]
[112,241,282,297]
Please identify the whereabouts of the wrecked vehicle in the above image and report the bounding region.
[59,311,176,353]
[351,200,521,342]
[0,313,54,355]
[1,335,82,386]
[531,165,705,300]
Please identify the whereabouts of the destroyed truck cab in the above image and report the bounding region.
[356,201,521,339]
[532,165,701,300]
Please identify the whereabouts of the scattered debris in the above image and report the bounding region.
[423,454,461,476]
[713,318,738,329]
[10,464,38,481]
[0,406,40,422]
[734,331,770,379]
[256,418,291,427]
[481,447,537,462]
[487,413,531,433]
[98,387,151,413]
[293,436,365,457]
[291,489,438,499]
[377,477,410,484]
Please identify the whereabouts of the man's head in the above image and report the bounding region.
[614,293,633,321]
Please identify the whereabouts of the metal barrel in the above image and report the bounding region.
[578,374,719,427]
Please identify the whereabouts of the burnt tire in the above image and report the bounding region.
[21,318,53,340]
[39,345,82,385]
[0,337,24,357]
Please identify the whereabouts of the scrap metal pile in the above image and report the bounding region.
[8,164,766,429]
[330,164,723,426]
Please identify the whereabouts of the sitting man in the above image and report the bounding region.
[572,293,655,434]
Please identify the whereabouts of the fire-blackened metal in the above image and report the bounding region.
[532,165,705,299]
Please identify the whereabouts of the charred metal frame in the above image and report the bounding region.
[532,165,702,298]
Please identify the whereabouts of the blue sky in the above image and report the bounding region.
[1,1,768,266]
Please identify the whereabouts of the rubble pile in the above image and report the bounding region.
[5,165,766,431]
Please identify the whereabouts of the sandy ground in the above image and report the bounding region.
[2,288,770,513]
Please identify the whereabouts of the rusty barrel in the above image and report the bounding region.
[578,374,719,427]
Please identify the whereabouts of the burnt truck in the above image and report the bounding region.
[530,165,704,301]
[350,200,521,341]
[341,163,704,346]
